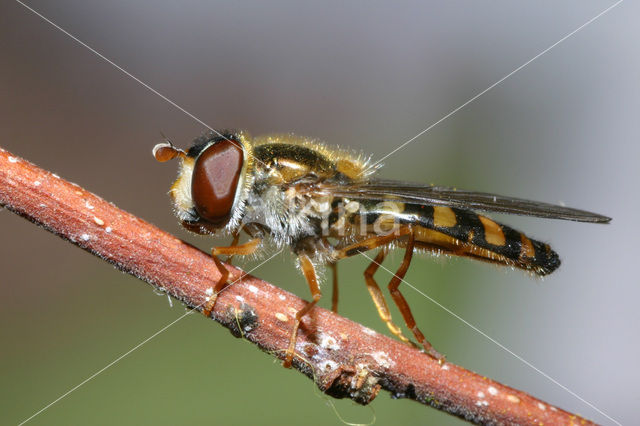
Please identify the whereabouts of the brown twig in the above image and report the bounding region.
[0,146,596,425]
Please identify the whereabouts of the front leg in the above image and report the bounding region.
[224,230,241,264]
[202,238,261,317]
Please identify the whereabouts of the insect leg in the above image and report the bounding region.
[202,238,262,317]
[363,247,416,346]
[332,228,416,346]
[333,227,412,258]
[283,254,321,368]
[329,261,338,313]
[387,230,444,363]
[224,230,242,265]
[212,237,261,257]
[202,254,231,318]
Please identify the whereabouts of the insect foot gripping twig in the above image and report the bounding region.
[0,146,598,426]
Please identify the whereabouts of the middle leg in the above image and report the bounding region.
[283,254,322,368]
[329,261,338,313]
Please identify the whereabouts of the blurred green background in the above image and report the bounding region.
[1,1,636,425]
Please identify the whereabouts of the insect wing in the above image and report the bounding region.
[318,179,611,223]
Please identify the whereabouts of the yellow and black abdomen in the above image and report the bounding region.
[409,203,560,276]
[357,201,560,276]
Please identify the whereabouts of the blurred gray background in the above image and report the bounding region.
[1,1,637,425]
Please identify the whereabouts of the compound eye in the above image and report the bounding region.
[191,139,243,226]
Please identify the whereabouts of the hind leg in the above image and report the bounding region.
[363,248,416,346]
[386,230,444,362]
[332,227,416,346]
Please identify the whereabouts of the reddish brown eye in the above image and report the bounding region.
[191,140,243,226]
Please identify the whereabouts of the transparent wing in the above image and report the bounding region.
[316,179,611,223]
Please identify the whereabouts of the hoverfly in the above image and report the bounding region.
[153,130,610,367]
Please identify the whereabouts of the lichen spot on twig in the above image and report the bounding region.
[475,391,490,408]
[319,333,341,350]
[370,351,395,368]
[361,326,377,336]
[506,394,520,404]
[322,360,338,373]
